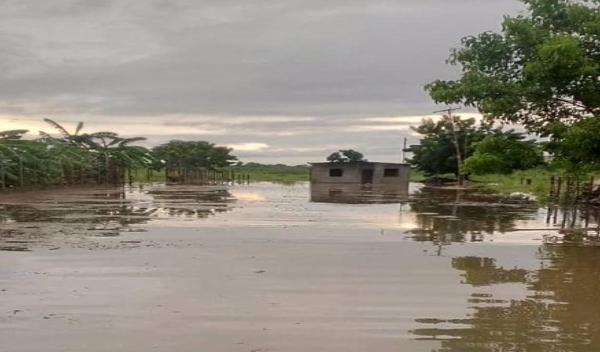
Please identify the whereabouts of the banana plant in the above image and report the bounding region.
[0,130,34,188]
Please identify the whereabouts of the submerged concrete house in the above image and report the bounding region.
[309,162,411,204]
[309,161,410,186]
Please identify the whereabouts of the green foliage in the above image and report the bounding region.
[464,133,545,174]
[152,140,237,172]
[228,163,309,182]
[326,149,366,162]
[425,0,600,136]
[548,116,600,169]
[405,115,494,177]
[0,119,155,189]
[41,119,154,184]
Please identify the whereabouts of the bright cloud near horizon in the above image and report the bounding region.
[0,0,525,165]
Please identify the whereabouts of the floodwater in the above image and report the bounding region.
[1,182,599,352]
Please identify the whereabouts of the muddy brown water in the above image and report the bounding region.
[1,182,599,352]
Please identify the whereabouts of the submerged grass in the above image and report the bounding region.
[470,168,599,203]
[470,169,554,201]
[227,165,309,182]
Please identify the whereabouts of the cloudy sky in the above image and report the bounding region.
[0,0,524,164]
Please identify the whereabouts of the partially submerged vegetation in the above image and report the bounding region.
[0,119,238,189]
[0,119,153,189]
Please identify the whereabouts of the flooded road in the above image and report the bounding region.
[1,182,599,351]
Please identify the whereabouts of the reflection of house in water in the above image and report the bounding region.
[309,162,410,204]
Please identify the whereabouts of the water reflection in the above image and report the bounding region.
[412,246,600,351]
[546,205,600,231]
[403,187,600,244]
[405,187,540,243]
[310,183,409,204]
[146,186,234,218]
[0,184,234,227]
[453,256,528,286]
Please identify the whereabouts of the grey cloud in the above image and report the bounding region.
[0,0,524,163]
[0,0,524,116]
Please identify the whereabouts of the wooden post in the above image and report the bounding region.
[546,205,553,225]
[557,177,563,202]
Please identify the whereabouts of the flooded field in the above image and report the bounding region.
[1,182,600,351]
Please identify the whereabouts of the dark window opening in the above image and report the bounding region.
[384,168,400,177]
[329,168,343,177]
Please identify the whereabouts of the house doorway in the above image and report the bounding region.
[361,169,374,184]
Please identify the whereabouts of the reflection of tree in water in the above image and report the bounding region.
[0,187,235,225]
[453,257,528,286]
[146,188,234,218]
[413,247,600,351]
[407,187,538,243]
[0,190,154,226]
[0,203,156,226]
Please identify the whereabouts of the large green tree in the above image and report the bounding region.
[152,140,237,173]
[464,131,545,174]
[425,0,600,137]
[405,115,494,180]
[548,116,600,168]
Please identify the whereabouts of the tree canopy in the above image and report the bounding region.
[425,0,600,137]
[548,116,600,168]
[464,133,545,175]
[326,149,366,163]
[152,140,237,172]
[406,116,544,177]
[405,116,493,177]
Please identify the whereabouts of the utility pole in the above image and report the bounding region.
[433,106,463,186]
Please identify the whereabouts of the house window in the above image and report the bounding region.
[329,168,343,177]
[384,168,400,177]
